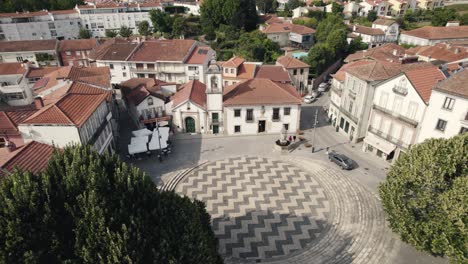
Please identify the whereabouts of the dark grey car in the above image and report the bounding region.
[328,152,354,170]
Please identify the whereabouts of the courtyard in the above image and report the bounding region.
[119,97,448,264]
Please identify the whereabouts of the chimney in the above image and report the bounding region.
[392,49,397,56]
[34,97,44,109]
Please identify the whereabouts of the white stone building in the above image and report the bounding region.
[399,25,468,46]
[75,1,163,38]
[0,10,81,41]
[261,22,315,49]
[372,19,399,42]
[0,39,60,66]
[169,61,302,135]
[363,66,445,162]
[417,69,468,142]
[276,55,310,95]
[359,0,392,17]
[0,63,34,106]
[348,25,386,48]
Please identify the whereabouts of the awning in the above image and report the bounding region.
[130,136,149,145]
[364,133,396,154]
[149,127,170,151]
[128,141,148,155]
[132,128,152,137]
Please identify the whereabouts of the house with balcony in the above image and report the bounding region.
[58,39,100,66]
[0,39,60,66]
[220,56,260,87]
[328,60,434,143]
[261,22,315,49]
[0,62,34,106]
[359,0,392,17]
[417,0,445,9]
[119,78,176,128]
[388,0,409,16]
[168,61,302,136]
[417,68,468,142]
[363,66,445,162]
[348,25,386,48]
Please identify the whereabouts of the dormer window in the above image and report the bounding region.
[393,77,408,95]
[147,97,154,106]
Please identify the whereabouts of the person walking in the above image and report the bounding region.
[288,135,292,142]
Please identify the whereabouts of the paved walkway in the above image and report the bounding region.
[167,156,399,264]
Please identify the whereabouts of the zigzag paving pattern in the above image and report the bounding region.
[173,157,399,264]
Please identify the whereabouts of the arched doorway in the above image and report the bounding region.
[185,117,195,133]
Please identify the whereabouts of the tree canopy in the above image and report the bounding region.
[138,21,151,36]
[119,26,133,38]
[379,134,468,264]
[105,29,118,38]
[431,7,458,26]
[78,28,92,39]
[233,30,281,63]
[0,145,222,263]
[200,0,258,33]
[0,0,83,12]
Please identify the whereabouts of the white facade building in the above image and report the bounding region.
[0,63,34,106]
[417,69,468,142]
[363,66,446,162]
[0,10,81,41]
[399,26,468,46]
[372,19,399,42]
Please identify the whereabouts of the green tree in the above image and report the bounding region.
[315,13,347,43]
[288,0,306,10]
[119,26,133,38]
[331,2,344,14]
[234,30,280,63]
[105,29,118,38]
[138,20,151,36]
[379,134,468,264]
[348,36,368,53]
[200,0,257,33]
[460,13,468,25]
[149,9,173,33]
[0,145,223,263]
[0,0,84,12]
[256,0,276,13]
[306,43,334,77]
[326,28,348,57]
[172,16,188,37]
[78,28,92,39]
[293,17,318,28]
[367,10,378,22]
[431,7,458,26]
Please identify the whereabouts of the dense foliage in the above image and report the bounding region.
[119,26,133,38]
[138,21,151,36]
[0,145,222,264]
[200,0,258,33]
[0,0,83,12]
[149,11,201,38]
[256,0,278,13]
[234,30,281,62]
[379,134,468,264]
[78,28,92,39]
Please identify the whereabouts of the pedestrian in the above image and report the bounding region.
[326,147,329,154]
[293,135,297,142]
[288,135,292,142]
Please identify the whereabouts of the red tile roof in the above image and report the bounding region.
[222,56,245,68]
[262,23,316,35]
[0,10,49,18]
[88,38,139,61]
[255,65,291,83]
[0,110,36,135]
[434,69,468,98]
[277,55,309,69]
[409,43,468,63]
[0,62,27,75]
[171,80,206,109]
[402,26,468,40]
[223,79,301,106]
[0,141,55,175]
[345,43,406,63]
[128,39,196,62]
[0,39,58,52]
[353,25,385,36]
[333,60,373,82]
[236,64,257,79]
[22,93,107,127]
[59,39,99,52]
[26,67,61,79]
[405,66,445,103]
[185,46,212,64]
[345,61,433,81]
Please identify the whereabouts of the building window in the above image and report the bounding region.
[123,72,127,77]
[76,51,81,56]
[188,66,198,71]
[460,127,468,134]
[272,108,280,121]
[148,97,154,106]
[234,109,241,117]
[230,68,234,74]
[109,63,114,69]
[293,69,297,75]
[300,69,304,74]
[283,123,289,131]
[5,92,25,100]
[224,68,228,74]
[16,56,23,62]
[348,101,354,113]
[65,51,71,56]
[234,125,241,133]
[435,119,447,131]
[284,107,291,116]
[246,109,253,121]
[442,97,455,110]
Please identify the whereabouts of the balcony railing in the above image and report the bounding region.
[368,126,411,149]
[130,67,156,73]
[392,85,408,96]
[373,104,418,127]
[159,68,185,74]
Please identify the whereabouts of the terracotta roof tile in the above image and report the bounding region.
[353,25,385,36]
[223,79,301,106]
[372,19,397,26]
[0,39,57,52]
[345,43,407,63]
[290,24,316,35]
[402,26,468,40]
[23,93,107,127]
[262,23,315,35]
[128,39,196,62]
[405,66,445,103]
[89,38,139,61]
[59,39,99,52]
[1,141,54,175]
[345,61,433,81]
[277,55,309,69]
[171,80,206,109]
[0,10,49,18]
[0,62,27,75]
[0,110,36,135]
[433,69,468,98]
[26,67,60,78]
[333,60,373,82]
[410,43,468,63]
[237,64,257,79]
[185,46,212,64]
[255,65,291,83]
[222,56,245,68]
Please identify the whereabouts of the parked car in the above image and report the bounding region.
[328,151,354,170]
[318,82,329,92]
[303,94,316,104]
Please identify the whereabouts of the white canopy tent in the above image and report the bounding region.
[148,127,170,151]
[128,141,148,155]
[132,128,152,137]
